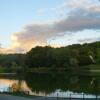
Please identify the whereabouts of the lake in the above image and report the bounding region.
[0,72,100,99]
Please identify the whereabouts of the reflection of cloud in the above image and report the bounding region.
[0,79,18,91]
[0,79,31,92]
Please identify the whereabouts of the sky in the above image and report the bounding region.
[0,0,100,53]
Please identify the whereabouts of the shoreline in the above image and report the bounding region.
[0,73,16,75]
[0,94,100,100]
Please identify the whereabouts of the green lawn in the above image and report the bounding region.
[0,64,100,75]
[82,64,100,75]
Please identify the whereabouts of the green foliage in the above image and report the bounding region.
[0,41,100,71]
[25,46,53,67]
[25,41,100,69]
[0,54,24,68]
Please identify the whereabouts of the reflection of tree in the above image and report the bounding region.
[25,72,100,95]
[11,80,23,92]
[91,77,99,96]
[10,72,24,92]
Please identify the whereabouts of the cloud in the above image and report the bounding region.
[37,9,45,16]
[78,37,100,43]
[1,0,100,53]
[0,48,15,54]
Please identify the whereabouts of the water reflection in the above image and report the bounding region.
[0,72,100,98]
[25,73,100,95]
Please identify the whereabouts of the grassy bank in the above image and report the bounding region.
[0,64,100,75]
[26,64,100,76]
[0,67,23,73]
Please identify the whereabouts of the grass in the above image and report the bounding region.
[0,64,100,75]
[0,67,23,73]
[81,64,100,76]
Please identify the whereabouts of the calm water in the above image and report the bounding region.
[0,72,100,98]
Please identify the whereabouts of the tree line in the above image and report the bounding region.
[0,41,100,70]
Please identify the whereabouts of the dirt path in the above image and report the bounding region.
[0,95,57,100]
[0,94,98,100]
